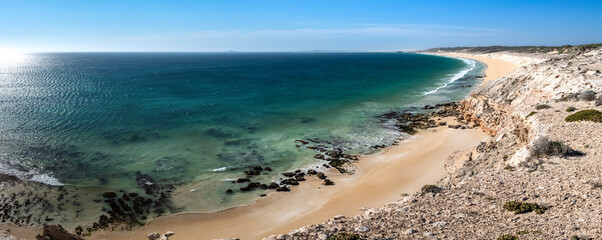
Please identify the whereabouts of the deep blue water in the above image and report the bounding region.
[0,52,482,220]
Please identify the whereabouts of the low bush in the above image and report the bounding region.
[571,236,592,240]
[526,111,537,118]
[421,184,442,194]
[535,104,551,110]
[532,137,570,157]
[498,234,519,240]
[503,201,547,214]
[329,233,360,240]
[566,107,577,112]
[503,165,515,171]
[565,109,602,122]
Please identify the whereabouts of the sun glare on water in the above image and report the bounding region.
[0,49,30,67]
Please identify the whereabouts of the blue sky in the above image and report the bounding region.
[1,0,601,52]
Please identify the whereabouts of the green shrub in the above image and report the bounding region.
[517,230,528,235]
[571,236,592,240]
[532,137,569,157]
[329,232,360,240]
[535,104,551,110]
[503,165,515,171]
[565,109,602,122]
[503,201,547,214]
[526,111,537,118]
[566,107,577,112]
[498,234,519,240]
[421,184,442,194]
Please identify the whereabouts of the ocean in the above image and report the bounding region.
[0,52,483,227]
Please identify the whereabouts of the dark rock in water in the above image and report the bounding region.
[244,170,260,176]
[236,178,250,183]
[295,139,309,145]
[260,184,268,189]
[282,172,295,177]
[35,225,83,240]
[281,179,299,186]
[307,169,318,175]
[128,193,138,198]
[226,189,234,194]
[268,182,279,189]
[135,172,157,195]
[240,182,262,192]
[252,166,263,171]
[276,186,290,192]
[317,172,326,180]
[99,178,108,185]
[372,144,386,149]
[295,176,306,181]
[122,193,131,201]
[422,105,436,109]
[260,194,267,197]
[103,192,117,198]
[264,167,273,171]
[323,179,335,186]
[74,226,83,236]
[322,164,330,168]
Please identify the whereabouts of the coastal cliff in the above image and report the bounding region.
[266,47,602,239]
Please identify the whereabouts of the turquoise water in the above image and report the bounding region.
[0,52,483,224]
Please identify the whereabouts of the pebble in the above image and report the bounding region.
[404,228,417,235]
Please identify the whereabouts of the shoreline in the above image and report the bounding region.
[2,53,520,240]
[426,52,519,85]
[90,118,490,240]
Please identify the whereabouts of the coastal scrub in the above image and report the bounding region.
[498,234,519,240]
[565,109,602,122]
[503,201,547,214]
[532,137,570,157]
[328,232,360,240]
[421,184,442,194]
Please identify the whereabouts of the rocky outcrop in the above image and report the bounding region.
[0,229,18,240]
[35,225,83,240]
[146,231,174,240]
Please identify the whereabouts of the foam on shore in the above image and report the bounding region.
[424,58,476,95]
[0,163,64,186]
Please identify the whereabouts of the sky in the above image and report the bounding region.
[0,0,601,52]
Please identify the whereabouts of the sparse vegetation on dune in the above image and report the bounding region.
[565,109,602,123]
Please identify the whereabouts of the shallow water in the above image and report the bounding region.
[0,52,483,226]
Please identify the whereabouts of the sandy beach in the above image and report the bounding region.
[429,52,519,84]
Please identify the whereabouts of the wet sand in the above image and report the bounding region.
[89,118,489,240]
[428,52,519,84]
